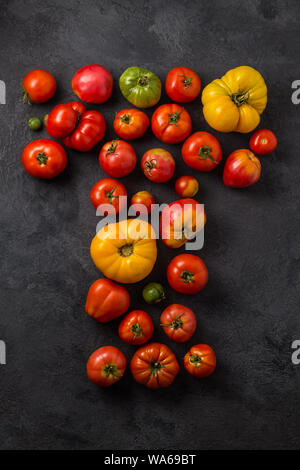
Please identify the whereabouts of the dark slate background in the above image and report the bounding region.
[0,0,300,450]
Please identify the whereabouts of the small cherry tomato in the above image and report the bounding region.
[28,117,42,131]
[23,69,56,104]
[184,344,216,378]
[142,282,166,304]
[151,104,192,144]
[223,149,261,188]
[160,304,196,343]
[113,109,149,140]
[175,175,199,197]
[167,254,208,294]
[165,67,201,103]
[118,310,154,346]
[181,131,222,171]
[87,346,126,387]
[99,140,137,178]
[72,64,113,104]
[131,190,155,215]
[21,139,67,179]
[46,102,81,139]
[90,178,127,214]
[249,129,278,155]
[141,148,175,183]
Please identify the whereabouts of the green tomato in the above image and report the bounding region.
[28,117,42,131]
[119,67,161,108]
[142,282,166,304]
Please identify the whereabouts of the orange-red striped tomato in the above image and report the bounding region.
[223,149,261,188]
[175,175,199,197]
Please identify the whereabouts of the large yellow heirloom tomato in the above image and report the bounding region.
[202,66,267,133]
[90,219,157,284]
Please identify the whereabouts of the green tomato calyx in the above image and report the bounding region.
[106,141,119,155]
[198,146,217,164]
[189,354,202,367]
[105,185,119,204]
[36,152,48,165]
[103,363,120,378]
[231,91,249,107]
[161,314,183,330]
[180,270,194,283]
[137,75,149,87]
[179,74,192,89]
[130,323,143,338]
[169,107,184,125]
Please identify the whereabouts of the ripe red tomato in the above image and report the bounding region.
[63,108,106,152]
[118,310,154,346]
[131,343,179,389]
[85,278,130,323]
[151,104,192,144]
[223,149,261,188]
[165,67,201,103]
[167,254,208,294]
[72,64,113,104]
[184,344,216,378]
[21,139,67,179]
[131,190,156,214]
[141,148,175,183]
[87,346,126,387]
[249,129,278,155]
[175,175,199,197]
[99,140,137,178]
[181,131,222,171]
[90,178,127,214]
[113,109,149,140]
[23,69,56,103]
[46,102,80,139]
[160,304,196,343]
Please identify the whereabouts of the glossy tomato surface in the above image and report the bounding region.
[90,178,127,214]
[184,344,216,378]
[63,109,106,152]
[118,310,154,345]
[223,149,261,188]
[99,140,137,177]
[21,139,67,179]
[141,148,175,183]
[85,278,130,323]
[167,254,208,294]
[114,109,149,140]
[249,128,278,155]
[151,104,192,144]
[23,69,56,103]
[175,175,199,197]
[87,346,126,387]
[160,304,196,343]
[46,102,80,139]
[182,131,222,171]
[165,67,201,103]
[72,64,113,104]
[131,190,155,214]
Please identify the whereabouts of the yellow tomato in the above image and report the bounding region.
[90,219,157,284]
[202,66,267,133]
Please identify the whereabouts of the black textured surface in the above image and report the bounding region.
[0,0,300,450]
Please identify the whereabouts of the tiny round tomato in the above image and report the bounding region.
[87,346,126,387]
[141,148,175,183]
[165,67,201,103]
[21,139,67,179]
[118,310,154,346]
[23,69,56,104]
[160,304,196,343]
[28,117,42,131]
[72,64,113,104]
[142,282,166,304]
[131,343,179,389]
[113,109,149,140]
[167,254,208,294]
[99,140,137,178]
[175,175,199,197]
[184,344,216,378]
[151,104,192,144]
[223,149,261,188]
[249,129,278,155]
[131,190,155,215]
[46,102,80,139]
[90,178,127,214]
[85,278,130,323]
[182,131,222,172]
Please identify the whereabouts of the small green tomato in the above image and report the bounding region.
[28,117,42,131]
[142,282,166,304]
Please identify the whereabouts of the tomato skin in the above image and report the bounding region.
[182,131,222,172]
[249,129,278,155]
[131,190,155,214]
[21,139,67,179]
[175,176,199,197]
[113,109,149,140]
[72,64,113,104]
[165,67,201,103]
[141,148,175,183]
[46,102,80,139]
[99,140,137,178]
[85,278,130,323]
[184,344,216,378]
[23,69,56,103]
[63,109,106,152]
[151,104,192,144]
[223,149,261,188]
[119,67,161,108]
[118,310,154,346]
[160,304,196,343]
[131,343,179,389]
[90,178,127,214]
[87,346,126,387]
[167,254,208,294]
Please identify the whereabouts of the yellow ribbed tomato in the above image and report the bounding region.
[90,219,157,284]
[202,66,267,133]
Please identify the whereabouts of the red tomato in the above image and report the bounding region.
[160,304,196,343]
[131,343,179,389]
[99,140,137,178]
[113,109,149,140]
[184,344,216,378]
[21,139,67,179]
[90,178,127,214]
[85,278,130,323]
[23,69,56,104]
[181,131,222,172]
[167,254,208,294]
[131,190,156,215]
[141,148,175,183]
[175,175,199,197]
[72,64,113,104]
[165,67,201,103]
[151,104,192,144]
[118,310,154,345]
[87,346,126,387]
[46,102,80,139]
[223,149,261,188]
[63,108,106,152]
[249,129,278,155]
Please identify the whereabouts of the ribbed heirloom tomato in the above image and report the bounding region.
[184,344,216,378]
[223,149,261,188]
[181,131,222,172]
[90,178,127,214]
[160,304,196,343]
[87,346,126,387]
[141,148,175,183]
[72,64,113,104]
[151,104,192,144]
[167,254,208,294]
[85,278,130,323]
[175,176,199,197]
[119,67,161,108]
[249,129,278,155]
[113,109,149,140]
[118,310,154,346]
[21,139,67,179]
[23,69,56,103]
[99,140,137,178]
[131,190,155,215]
[165,66,201,103]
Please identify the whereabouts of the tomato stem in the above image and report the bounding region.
[161,314,184,330]
[150,360,164,377]
[119,243,134,257]
[198,146,217,164]
[168,107,184,125]
[138,76,148,87]
[145,159,157,174]
[106,140,119,155]
[36,152,48,165]
[105,185,119,204]
[180,270,194,283]
[120,114,131,124]
[189,354,202,367]
[22,89,30,105]
[103,363,120,378]
[179,74,192,89]
[130,323,143,338]
[231,92,248,106]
